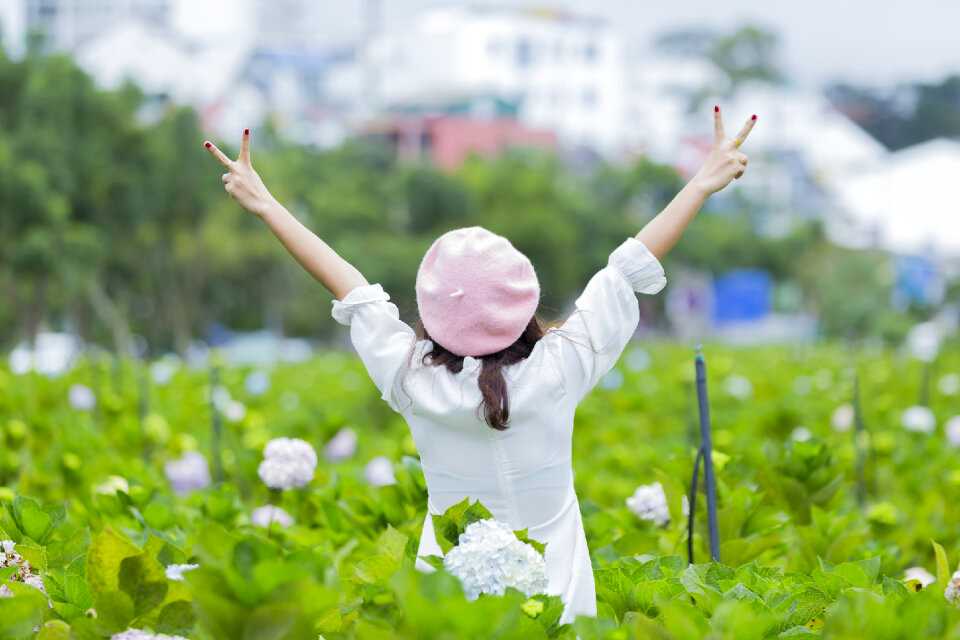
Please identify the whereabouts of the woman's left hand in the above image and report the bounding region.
[692,107,757,196]
[204,129,278,218]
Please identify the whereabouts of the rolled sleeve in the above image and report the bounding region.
[543,238,666,403]
[608,237,667,295]
[331,284,416,412]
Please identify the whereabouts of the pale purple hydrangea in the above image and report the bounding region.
[163,451,211,495]
[68,384,96,411]
[164,564,199,581]
[324,428,358,462]
[946,569,960,606]
[443,519,547,600]
[902,406,936,434]
[626,483,670,526]
[1,540,50,606]
[110,630,189,640]
[364,456,396,487]
[945,416,960,447]
[258,437,317,490]
[831,404,854,432]
[251,505,294,528]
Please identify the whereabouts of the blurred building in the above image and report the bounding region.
[18,0,172,52]
[363,95,557,169]
[829,138,960,258]
[327,5,625,155]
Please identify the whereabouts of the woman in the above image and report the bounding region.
[203,105,755,623]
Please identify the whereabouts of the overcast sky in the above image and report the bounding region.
[300,0,960,90]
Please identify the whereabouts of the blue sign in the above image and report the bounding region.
[713,269,772,325]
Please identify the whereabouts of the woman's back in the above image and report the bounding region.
[331,236,667,624]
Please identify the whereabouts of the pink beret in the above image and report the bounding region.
[415,226,540,357]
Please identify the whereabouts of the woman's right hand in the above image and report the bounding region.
[691,106,757,196]
[204,129,278,218]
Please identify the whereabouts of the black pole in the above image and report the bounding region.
[695,345,721,562]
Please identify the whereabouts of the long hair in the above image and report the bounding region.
[398,312,593,430]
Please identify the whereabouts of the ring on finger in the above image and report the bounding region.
[734,139,743,148]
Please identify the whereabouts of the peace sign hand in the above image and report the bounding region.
[692,106,757,197]
[204,129,277,218]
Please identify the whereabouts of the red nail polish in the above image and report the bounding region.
[751,114,757,120]
[244,128,249,135]
[204,142,211,148]
[715,105,719,112]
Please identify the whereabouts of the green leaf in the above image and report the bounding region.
[442,497,471,523]
[65,572,95,609]
[156,600,195,636]
[118,554,168,618]
[93,590,135,634]
[36,620,72,640]
[932,539,951,597]
[86,527,141,596]
[0,565,18,581]
[457,501,494,535]
[432,515,459,551]
[881,576,910,599]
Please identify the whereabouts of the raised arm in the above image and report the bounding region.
[204,130,367,301]
[636,106,757,260]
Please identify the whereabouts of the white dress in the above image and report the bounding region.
[331,236,666,624]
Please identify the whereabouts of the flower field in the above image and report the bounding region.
[2,342,960,639]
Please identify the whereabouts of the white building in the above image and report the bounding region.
[17,0,172,52]
[328,5,625,154]
[829,138,960,257]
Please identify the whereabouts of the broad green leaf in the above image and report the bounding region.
[93,590,135,634]
[156,600,195,636]
[86,527,141,596]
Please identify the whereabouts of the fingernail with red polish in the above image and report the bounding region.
[244,128,249,135]
[204,142,211,148]
[715,105,719,112]
[752,114,757,120]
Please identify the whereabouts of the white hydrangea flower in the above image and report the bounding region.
[599,369,624,390]
[224,400,247,423]
[23,574,46,594]
[831,404,855,432]
[164,564,199,581]
[68,384,96,411]
[0,585,12,598]
[1,540,14,554]
[364,456,396,487]
[163,451,211,495]
[946,569,960,606]
[258,437,317,490]
[945,416,960,447]
[791,426,812,442]
[110,630,189,640]
[324,428,358,462]
[443,519,547,600]
[723,375,753,400]
[939,373,960,396]
[251,505,294,528]
[626,483,670,526]
[904,566,936,587]
[902,406,936,434]
[244,370,271,396]
[907,322,941,362]
[149,354,181,386]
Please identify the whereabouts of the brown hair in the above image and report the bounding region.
[398,312,593,430]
